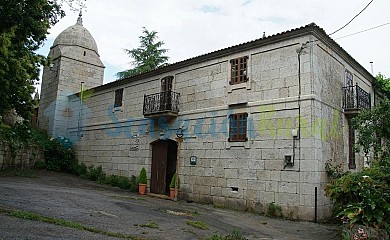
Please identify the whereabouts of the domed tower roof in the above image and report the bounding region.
[52,12,99,54]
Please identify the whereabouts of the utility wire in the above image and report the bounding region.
[334,22,390,40]
[329,0,374,36]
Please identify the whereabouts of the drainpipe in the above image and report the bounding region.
[78,81,84,138]
[296,42,309,171]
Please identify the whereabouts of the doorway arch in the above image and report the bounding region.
[150,139,177,195]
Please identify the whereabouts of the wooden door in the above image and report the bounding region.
[151,141,168,194]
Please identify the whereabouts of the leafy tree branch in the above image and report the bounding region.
[116,27,169,79]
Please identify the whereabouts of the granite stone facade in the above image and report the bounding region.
[38,22,376,221]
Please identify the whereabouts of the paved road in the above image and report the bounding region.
[0,171,339,240]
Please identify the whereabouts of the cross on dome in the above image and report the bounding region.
[76,10,83,26]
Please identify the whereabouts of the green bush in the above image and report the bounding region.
[265,202,283,218]
[105,175,132,190]
[105,174,119,186]
[86,165,106,182]
[33,160,46,170]
[169,173,180,189]
[325,160,390,231]
[129,175,139,192]
[44,139,77,172]
[139,167,147,184]
[116,176,131,189]
[72,162,87,176]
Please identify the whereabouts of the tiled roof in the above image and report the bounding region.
[92,23,374,93]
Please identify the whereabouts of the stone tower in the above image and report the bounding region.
[38,12,105,138]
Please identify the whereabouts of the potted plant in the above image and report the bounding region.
[169,173,180,200]
[138,167,147,195]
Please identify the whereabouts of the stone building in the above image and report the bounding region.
[38,17,375,221]
[38,13,105,138]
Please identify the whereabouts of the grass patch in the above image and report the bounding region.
[188,210,199,216]
[186,220,209,230]
[265,202,283,218]
[114,195,144,201]
[9,209,144,239]
[12,169,38,178]
[204,228,246,240]
[139,221,159,229]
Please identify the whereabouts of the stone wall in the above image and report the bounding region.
[0,142,44,170]
[57,31,374,221]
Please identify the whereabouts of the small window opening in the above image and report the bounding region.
[230,56,248,85]
[114,88,124,108]
[83,51,86,56]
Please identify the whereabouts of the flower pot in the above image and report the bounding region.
[139,183,147,195]
[170,188,177,200]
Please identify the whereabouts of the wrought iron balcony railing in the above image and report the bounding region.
[342,85,371,110]
[143,91,180,117]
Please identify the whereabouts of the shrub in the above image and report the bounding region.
[325,160,390,231]
[33,160,46,170]
[105,175,132,190]
[116,176,131,189]
[139,167,147,184]
[86,165,106,182]
[72,162,87,176]
[129,175,138,192]
[325,159,346,180]
[169,173,180,189]
[105,174,119,186]
[265,202,283,218]
[44,139,77,173]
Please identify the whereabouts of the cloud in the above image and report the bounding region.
[40,0,390,85]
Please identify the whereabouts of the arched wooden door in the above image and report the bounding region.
[150,139,177,194]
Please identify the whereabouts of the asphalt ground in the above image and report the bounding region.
[0,170,339,240]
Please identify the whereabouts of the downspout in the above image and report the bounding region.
[296,41,310,171]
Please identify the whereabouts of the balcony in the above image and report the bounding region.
[143,91,180,118]
[342,85,371,118]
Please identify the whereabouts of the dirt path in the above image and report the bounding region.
[0,171,339,240]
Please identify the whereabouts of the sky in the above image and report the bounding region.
[36,0,390,92]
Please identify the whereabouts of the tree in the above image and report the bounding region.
[0,0,65,122]
[373,73,390,99]
[116,27,169,79]
[353,74,390,162]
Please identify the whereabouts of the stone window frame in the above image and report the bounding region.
[228,112,248,142]
[230,56,248,85]
[227,56,252,93]
[345,69,353,87]
[161,76,174,92]
[114,88,124,109]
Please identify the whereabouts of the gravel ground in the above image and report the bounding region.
[0,170,339,240]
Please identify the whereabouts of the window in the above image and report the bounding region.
[230,56,248,85]
[344,70,354,109]
[161,76,173,92]
[114,88,123,108]
[345,70,353,87]
[228,113,248,142]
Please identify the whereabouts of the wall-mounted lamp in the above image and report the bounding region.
[159,131,167,140]
[49,63,55,70]
[176,127,183,139]
[291,129,298,138]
